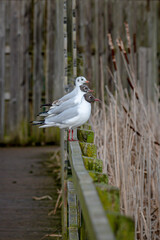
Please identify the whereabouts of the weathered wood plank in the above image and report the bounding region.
[148,1,158,100]
[33,0,44,117]
[32,0,45,142]
[9,1,20,134]
[68,131,115,240]
[94,0,99,95]
[18,0,25,142]
[46,0,56,104]
[63,0,68,88]
[23,0,32,142]
[138,47,152,101]
[0,0,5,140]
[4,0,11,137]
[67,180,79,240]
[72,0,77,78]
[61,130,68,240]
[61,0,68,237]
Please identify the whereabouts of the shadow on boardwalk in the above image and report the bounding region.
[0,146,61,240]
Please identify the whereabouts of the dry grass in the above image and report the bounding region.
[90,28,160,240]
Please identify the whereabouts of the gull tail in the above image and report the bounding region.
[37,111,48,117]
[40,103,52,108]
[30,120,45,125]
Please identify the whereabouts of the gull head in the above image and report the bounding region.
[84,93,100,103]
[80,85,94,93]
[75,76,89,87]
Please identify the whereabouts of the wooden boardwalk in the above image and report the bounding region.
[0,146,61,240]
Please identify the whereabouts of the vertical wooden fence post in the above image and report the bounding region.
[61,0,68,238]
[0,1,5,140]
[72,0,77,78]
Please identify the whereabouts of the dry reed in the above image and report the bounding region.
[91,28,160,240]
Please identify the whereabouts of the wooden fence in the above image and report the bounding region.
[0,0,159,144]
[76,0,159,99]
[61,125,135,239]
[0,0,64,145]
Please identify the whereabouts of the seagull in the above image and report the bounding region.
[41,76,89,108]
[32,93,100,141]
[38,85,93,117]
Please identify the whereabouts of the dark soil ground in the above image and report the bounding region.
[0,146,61,240]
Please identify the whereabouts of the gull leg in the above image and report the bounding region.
[71,129,78,141]
[68,129,71,141]
[71,129,74,141]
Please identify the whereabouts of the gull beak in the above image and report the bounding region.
[86,80,89,83]
[95,98,101,102]
[89,89,94,93]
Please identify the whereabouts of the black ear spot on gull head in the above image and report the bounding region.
[84,93,100,103]
[80,85,89,93]
[84,93,95,103]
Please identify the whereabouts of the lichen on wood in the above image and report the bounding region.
[96,184,120,213]
[82,156,103,172]
[77,129,94,143]
[79,142,97,158]
[106,212,135,240]
[88,171,108,184]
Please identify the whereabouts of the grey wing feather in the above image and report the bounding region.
[58,88,77,102]
[48,97,77,115]
[45,106,78,124]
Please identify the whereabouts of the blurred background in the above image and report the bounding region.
[0,0,159,145]
[1,1,160,239]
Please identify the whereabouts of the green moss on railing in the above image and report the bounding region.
[79,142,97,158]
[82,156,103,172]
[96,184,120,212]
[88,171,108,184]
[77,129,94,143]
[76,124,135,240]
[106,212,135,240]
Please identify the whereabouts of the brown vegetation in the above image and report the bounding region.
[91,29,160,240]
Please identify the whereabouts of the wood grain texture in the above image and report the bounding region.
[0,0,5,140]
[72,0,77,78]
[67,180,79,240]
[9,0,19,133]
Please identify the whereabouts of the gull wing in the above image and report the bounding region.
[48,97,78,115]
[58,87,77,102]
[45,106,79,124]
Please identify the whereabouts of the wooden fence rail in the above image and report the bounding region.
[61,125,135,239]
[68,134,114,240]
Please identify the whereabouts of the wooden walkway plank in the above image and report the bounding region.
[0,146,61,240]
